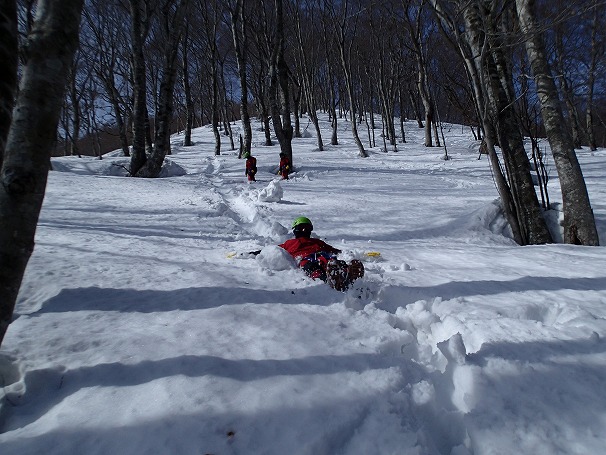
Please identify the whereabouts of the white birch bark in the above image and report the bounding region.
[0,0,84,347]
[516,0,599,245]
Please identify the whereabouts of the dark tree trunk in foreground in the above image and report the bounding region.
[0,0,84,347]
[129,0,148,176]
[182,25,194,147]
[586,0,600,152]
[231,0,252,156]
[269,0,294,162]
[516,0,599,246]
[136,0,188,178]
[0,0,18,168]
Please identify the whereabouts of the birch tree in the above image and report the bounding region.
[0,0,18,169]
[268,0,294,161]
[327,0,368,157]
[136,0,190,177]
[292,0,324,151]
[516,0,599,245]
[585,0,603,151]
[128,0,151,175]
[402,0,439,147]
[229,0,253,156]
[431,0,552,245]
[0,0,84,347]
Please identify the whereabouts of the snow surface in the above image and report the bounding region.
[1,114,606,455]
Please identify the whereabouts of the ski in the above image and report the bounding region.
[227,250,380,259]
[226,250,262,259]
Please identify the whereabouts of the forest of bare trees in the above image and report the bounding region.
[50,1,603,161]
[0,0,604,345]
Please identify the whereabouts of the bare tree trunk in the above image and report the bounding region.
[398,85,406,142]
[455,3,524,245]
[0,0,83,347]
[220,84,235,151]
[333,0,367,157]
[409,87,424,128]
[327,58,339,145]
[292,77,302,139]
[0,0,18,168]
[554,31,584,149]
[230,0,252,155]
[111,90,130,157]
[586,0,600,151]
[404,0,435,147]
[88,17,130,157]
[293,1,324,150]
[137,0,188,178]
[269,0,294,161]
[516,0,599,246]
[212,54,221,156]
[144,104,154,155]
[431,0,551,245]
[319,10,339,147]
[482,3,550,245]
[67,61,81,156]
[182,25,194,147]
[129,0,148,175]
[203,4,222,156]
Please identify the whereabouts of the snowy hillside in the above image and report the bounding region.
[1,114,606,455]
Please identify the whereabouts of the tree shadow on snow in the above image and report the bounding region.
[374,275,606,314]
[0,390,427,455]
[0,351,426,437]
[31,285,343,315]
[460,337,606,450]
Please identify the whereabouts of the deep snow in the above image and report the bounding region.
[1,114,606,455]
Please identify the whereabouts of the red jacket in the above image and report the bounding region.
[246,156,257,175]
[279,237,341,261]
[279,156,290,173]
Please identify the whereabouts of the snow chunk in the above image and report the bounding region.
[158,158,187,177]
[437,332,467,366]
[257,179,283,202]
[255,245,297,271]
[411,380,435,405]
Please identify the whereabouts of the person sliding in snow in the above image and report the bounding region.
[279,217,364,291]
[278,152,291,180]
[243,151,257,182]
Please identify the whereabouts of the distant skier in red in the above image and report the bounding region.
[278,152,291,180]
[243,151,257,182]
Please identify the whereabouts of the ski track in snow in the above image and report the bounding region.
[194,148,477,453]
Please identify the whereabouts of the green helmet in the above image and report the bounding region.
[242,151,250,159]
[292,216,313,230]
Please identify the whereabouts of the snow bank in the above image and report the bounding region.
[51,157,186,177]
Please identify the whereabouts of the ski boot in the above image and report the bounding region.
[327,259,365,292]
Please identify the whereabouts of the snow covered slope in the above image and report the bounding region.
[1,115,606,454]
